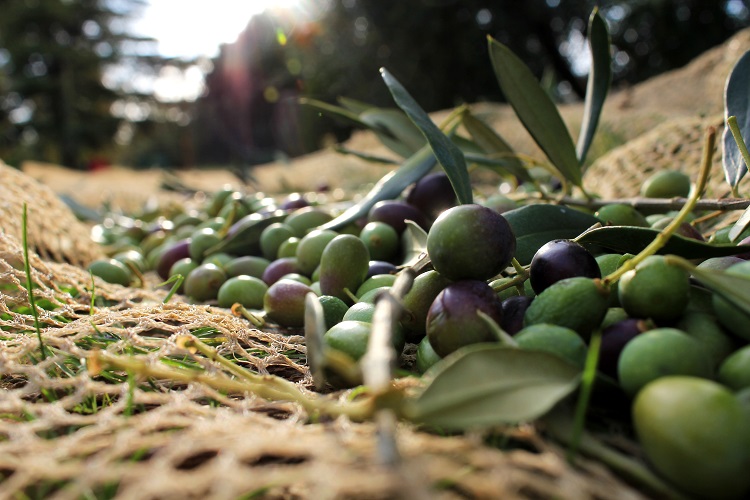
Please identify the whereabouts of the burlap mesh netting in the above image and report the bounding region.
[1,162,106,267]
[584,115,727,199]
[0,171,652,498]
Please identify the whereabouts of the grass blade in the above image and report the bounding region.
[576,8,611,165]
[380,68,473,204]
[488,36,582,187]
[22,204,46,360]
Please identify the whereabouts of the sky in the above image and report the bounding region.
[129,0,303,101]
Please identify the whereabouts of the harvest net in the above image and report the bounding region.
[0,170,648,499]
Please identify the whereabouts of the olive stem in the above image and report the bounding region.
[90,342,374,421]
[603,126,715,286]
[567,330,601,462]
[231,303,265,328]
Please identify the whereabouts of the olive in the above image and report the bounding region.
[367,200,429,234]
[529,239,601,295]
[261,257,301,286]
[259,222,296,261]
[224,256,271,279]
[295,229,338,276]
[155,238,191,280]
[88,258,133,286]
[359,222,400,262]
[405,171,457,220]
[597,318,647,380]
[499,295,533,335]
[183,263,227,302]
[263,279,314,328]
[366,260,398,278]
[427,204,516,281]
[217,275,267,309]
[426,280,504,357]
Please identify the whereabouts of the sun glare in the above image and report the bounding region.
[130,0,317,102]
[134,0,309,59]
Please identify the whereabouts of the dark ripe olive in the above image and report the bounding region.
[529,239,601,295]
[261,257,301,286]
[426,204,516,281]
[405,172,457,220]
[366,260,398,278]
[367,200,430,234]
[156,238,191,280]
[279,192,310,210]
[426,280,504,358]
[598,318,647,380]
[183,263,227,302]
[263,279,313,328]
[499,295,534,335]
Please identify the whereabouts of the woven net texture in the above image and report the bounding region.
[585,114,727,199]
[0,170,651,499]
[1,162,105,267]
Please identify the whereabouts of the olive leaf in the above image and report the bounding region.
[577,8,611,166]
[577,226,750,259]
[729,205,750,242]
[488,36,582,187]
[380,68,473,205]
[502,204,601,265]
[461,110,531,182]
[723,50,750,189]
[359,108,426,158]
[666,255,750,316]
[400,220,429,268]
[304,292,328,391]
[337,96,377,115]
[408,344,581,430]
[320,146,437,231]
[207,211,288,256]
[299,97,423,158]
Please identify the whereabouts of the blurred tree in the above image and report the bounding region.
[0,0,163,168]
[195,0,750,166]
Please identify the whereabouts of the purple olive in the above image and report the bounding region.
[156,238,191,280]
[529,239,601,295]
[598,318,648,380]
[500,295,534,335]
[368,200,429,234]
[261,257,301,286]
[263,279,313,328]
[405,172,457,220]
[426,280,504,357]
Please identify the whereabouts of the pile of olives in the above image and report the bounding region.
[86,168,750,499]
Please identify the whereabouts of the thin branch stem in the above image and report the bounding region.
[603,126,715,285]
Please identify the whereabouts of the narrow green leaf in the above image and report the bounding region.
[380,68,473,204]
[502,204,601,265]
[360,108,426,157]
[207,211,288,255]
[667,255,750,316]
[577,226,750,259]
[729,205,750,241]
[410,344,581,429]
[488,36,582,187]
[333,146,399,165]
[298,97,366,126]
[304,293,327,391]
[461,111,531,181]
[337,96,376,115]
[576,8,611,165]
[723,50,750,188]
[320,146,437,231]
[400,220,429,267]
